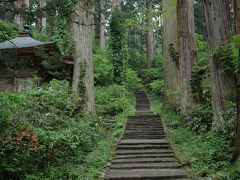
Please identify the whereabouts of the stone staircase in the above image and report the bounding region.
[104,91,191,179]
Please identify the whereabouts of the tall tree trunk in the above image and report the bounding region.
[234,0,240,34]
[14,0,23,27]
[112,0,121,8]
[163,0,180,107]
[146,0,154,69]
[40,0,47,31]
[14,0,29,27]
[234,0,240,158]
[100,0,106,49]
[71,0,96,113]
[177,0,196,113]
[203,0,237,127]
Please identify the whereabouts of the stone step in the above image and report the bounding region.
[126,124,162,126]
[122,137,166,140]
[124,132,165,134]
[104,169,189,179]
[104,91,190,179]
[117,145,171,150]
[119,139,169,144]
[128,115,159,119]
[125,129,164,131]
[114,154,175,159]
[115,149,174,155]
[109,162,183,170]
[123,135,166,138]
[112,157,177,164]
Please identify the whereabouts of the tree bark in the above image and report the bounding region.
[14,0,23,27]
[177,0,196,113]
[40,0,47,31]
[234,0,240,34]
[100,0,106,49]
[203,0,237,127]
[146,0,154,69]
[14,0,29,27]
[234,0,240,158]
[71,0,96,113]
[112,0,121,8]
[163,0,181,107]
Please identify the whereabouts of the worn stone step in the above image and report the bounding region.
[123,135,166,138]
[104,91,190,179]
[114,154,175,159]
[115,149,174,155]
[125,130,164,132]
[109,162,183,170]
[117,145,171,150]
[127,120,160,122]
[119,139,169,144]
[112,157,177,164]
[104,169,189,180]
[125,131,165,135]
[128,115,159,119]
[126,124,162,126]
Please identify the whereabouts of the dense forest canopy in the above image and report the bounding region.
[0,0,240,179]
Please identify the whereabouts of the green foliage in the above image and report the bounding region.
[149,94,239,178]
[0,20,19,41]
[51,17,73,55]
[230,35,240,73]
[0,80,106,179]
[109,7,127,84]
[123,68,143,91]
[31,28,49,42]
[96,85,131,116]
[128,48,147,73]
[35,47,64,70]
[185,104,213,133]
[192,34,211,102]
[77,139,114,179]
[149,79,164,96]
[140,54,163,84]
[93,46,114,86]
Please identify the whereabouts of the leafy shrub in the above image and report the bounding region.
[141,68,163,84]
[123,68,142,91]
[0,20,19,41]
[185,104,213,133]
[93,47,114,86]
[96,85,131,116]
[192,34,211,103]
[0,80,106,179]
[149,79,164,96]
[128,48,147,73]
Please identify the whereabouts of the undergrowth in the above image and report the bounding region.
[149,93,240,180]
[0,80,135,179]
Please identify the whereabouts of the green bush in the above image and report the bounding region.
[0,80,106,179]
[96,84,131,116]
[93,47,114,86]
[149,79,164,96]
[123,68,142,91]
[0,20,19,41]
[185,104,213,133]
[141,68,163,83]
[150,94,235,178]
[128,48,147,73]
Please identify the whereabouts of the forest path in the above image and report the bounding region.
[104,91,191,179]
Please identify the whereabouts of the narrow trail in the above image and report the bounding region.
[104,91,191,179]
